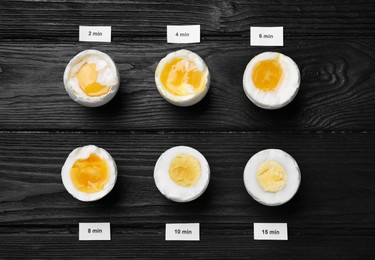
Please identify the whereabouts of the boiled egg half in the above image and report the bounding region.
[61,145,117,202]
[243,149,301,206]
[154,146,210,202]
[63,50,119,107]
[155,49,210,106]
[243,52,300,109]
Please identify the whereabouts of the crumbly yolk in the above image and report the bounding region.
[169,153,201,187]
[252,59,283,91]
[160,58,206,96]
[70,153,110,193]
[76,62,110,97]
[256,160,287,192]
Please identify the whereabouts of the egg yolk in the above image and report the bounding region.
[76,62,110,97]
[169,153,201,187]
[256,160,287,192]
[160,58,206,96]
[252,59,283,91]
[70,153,110,193]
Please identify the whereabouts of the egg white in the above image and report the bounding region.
[63,49,120,107]
[61,145,117,202]
[243,149,301,206]
[243,52,300,109]
[154,146,210,202]
[155,49,210,107]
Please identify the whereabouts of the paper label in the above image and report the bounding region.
[165,223,200,241]
[253,223,288,240]
[250,27,283,46]
[167,25,200,43]
[79,223,111,240]
[79,26,112,42]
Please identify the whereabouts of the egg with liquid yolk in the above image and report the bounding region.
[155,49,210,106]
[154,146,210,202]
[243,52,300,109]
[63,50,119,107]
[61,145,117,202]
[243,149,301,206]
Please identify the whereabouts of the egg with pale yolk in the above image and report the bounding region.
[62,145,117,202]
[243,52,300,109]
[155,49,210,106]
[243,149,301,206]
[154,146,210,202]
[63,50,119,107]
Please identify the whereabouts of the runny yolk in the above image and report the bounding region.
[160,58,206,96]
[169,153,201,187]
[252,59,283,91]
[256,160,287,193]
[76,63,110,97]
[70,153,110,193]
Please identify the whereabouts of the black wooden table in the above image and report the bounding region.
[1,1,375,259]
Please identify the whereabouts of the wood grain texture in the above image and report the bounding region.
[1,40,375,131]
[0,131,374,258]
[1,0,375,258]
[1,0,375,40]
[0,232,373,259]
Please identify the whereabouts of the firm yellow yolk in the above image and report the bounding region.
[160,58,206,96]
[70,153,110,193]
[256,160,287,192]
[169,153,201,187]
[76,63,110,97]
[252,59,283,91]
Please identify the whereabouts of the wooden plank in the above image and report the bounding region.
[1,0,375,40]
[1,1,375,258]
[0,131,374,225]
[0,131,374,257]
[0,231,374,258]
[1,40,375,131]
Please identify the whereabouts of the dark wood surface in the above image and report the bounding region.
[1,0,375,259]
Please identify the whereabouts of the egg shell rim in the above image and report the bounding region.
[63,49,120,107]
[61,145,118,202]
[243,148,301,206]
[155,49,210,107]
[243,52,301,110]
[154,145,210,202]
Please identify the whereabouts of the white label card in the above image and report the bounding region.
[165,223,200,241]
[250,27,284,46]
[79,223,111,241]
[79,26,112,42]
[167,25,200,43]
[253,223,288,240]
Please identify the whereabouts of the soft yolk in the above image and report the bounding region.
[160,58,206,96]
[76,62,110,97]
[70,153,110,193]
[169,153,201,187]
[256,160,287,192]
[252,59,283,91]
